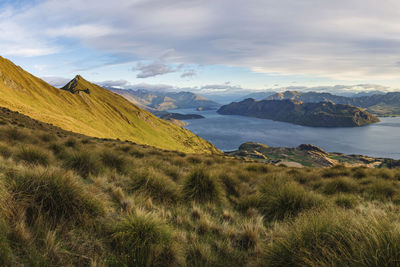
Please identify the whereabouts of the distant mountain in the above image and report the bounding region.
[0,56,218,154]
[234,91,276,102]
[109,88,221,111]
[266,90,400,116]
[218,98,379,127]
[351,90,386,97]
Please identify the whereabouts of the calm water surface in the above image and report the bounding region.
[171,109,400,159]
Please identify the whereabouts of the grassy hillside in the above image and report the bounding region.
[0,107,400,266]
[0,57,218,154]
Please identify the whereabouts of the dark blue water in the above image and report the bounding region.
[171,108,400,159]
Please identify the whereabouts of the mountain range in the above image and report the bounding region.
[218,98,379,127]
[109,88,221,111]
[0,56,218,154]
[266,91,400,116]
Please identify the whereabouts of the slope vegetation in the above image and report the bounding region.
[0,56,218,154]
[0,107,399,266]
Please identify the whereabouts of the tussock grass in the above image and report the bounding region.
[264,208,400,267]
[16,146,50,166]
[3,127,27,141]
[322,177,358,194]
[64,137,78,148]
[364,179,399,202]
[100,150,129,173]
[130,169,180,203]
[0,220,11,265]
[48,143,65,157]
[334,193,358,209]
[7,167,104,224]
[256,177,325,221]
[111,210,181,266]
[182,168,223,203]
[0,145,12,159]
[63,151,101,178]
[39,133,56,143]
[321,165,351,178]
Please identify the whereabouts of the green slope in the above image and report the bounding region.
[0,56,219,154]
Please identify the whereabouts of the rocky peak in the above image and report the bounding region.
[297,144,327,154]
[61,75,90,94]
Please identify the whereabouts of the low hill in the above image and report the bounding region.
[0,56,218,154]
[228,142,394,167]
[156,112,204,120]
[110,88,221,111]
[266,90,400,116]
[0,106,399,265]
[218,98,379,127]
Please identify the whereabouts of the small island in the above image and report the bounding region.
[159,112,205,120]
[217,99,379,127]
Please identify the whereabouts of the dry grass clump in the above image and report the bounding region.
[63,150,101,178]
[264,208,400,267]
[322,177,359,194]
[15,146,50,166]
[334,193,358,209]
[100,150,129,174]
[110,210,181,266]
[130,169,180,203]
[3,127,28,141]
[321,165,351,178]
[182,168,223,203]
[0,145,12,159]
[255,177,325,221]
[6,167,104,225]
[364,179,399,202]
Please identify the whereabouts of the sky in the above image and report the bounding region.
[1,0,400,96]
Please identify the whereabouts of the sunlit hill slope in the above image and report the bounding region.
[0,56,218,154]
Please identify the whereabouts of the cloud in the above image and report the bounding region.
[128,83,176,91]
[275,84,393,95]
[181,69,196,78]
[46,24,118,39]
[0,4,59,57]
[132,62,177,78]
[98,79,130,88]
[41,76,71,88]
[3,0,400,80]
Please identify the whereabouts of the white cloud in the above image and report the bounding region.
[132,62,177,78]
[46,24,118,39]
[98,79,130,88]
[181,69,196,78]
[42,76,71,88]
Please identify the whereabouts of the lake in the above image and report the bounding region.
[171,108,400,159]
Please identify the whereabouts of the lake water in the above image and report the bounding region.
[171,108,400,159]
